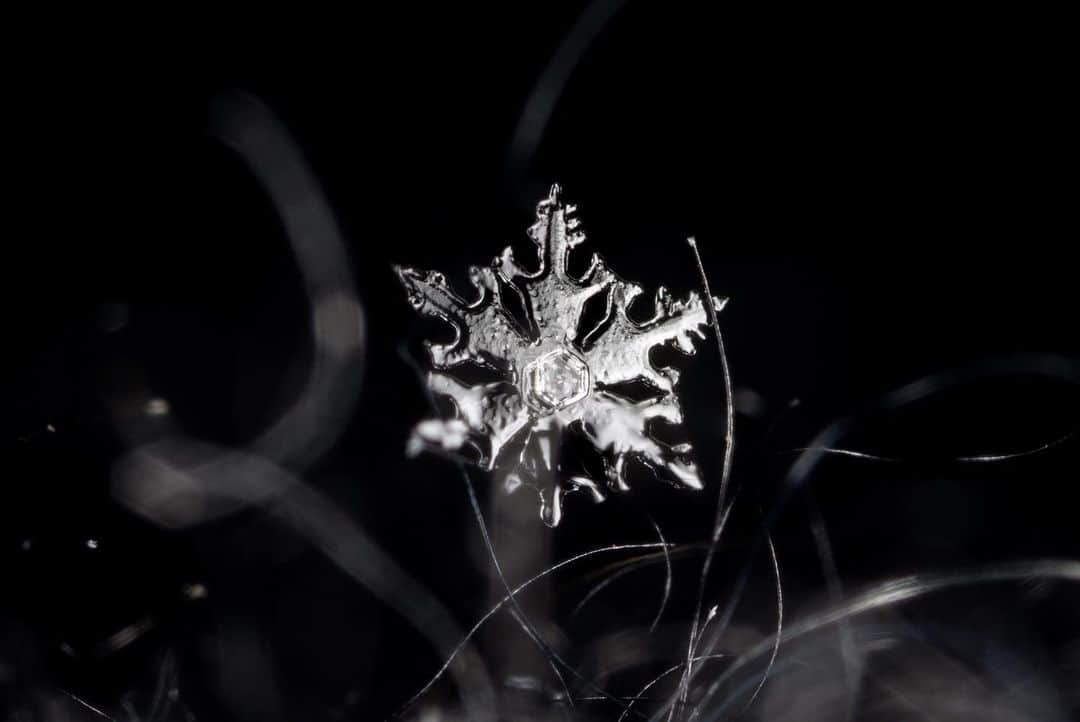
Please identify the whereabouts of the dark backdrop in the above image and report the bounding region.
[6,4,1078,721]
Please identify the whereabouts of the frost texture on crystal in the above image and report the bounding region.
[396,185,727,526]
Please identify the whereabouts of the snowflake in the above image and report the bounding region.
[396,185,726,525]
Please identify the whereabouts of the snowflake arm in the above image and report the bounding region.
[585,281,728,393]
[574,391,703,493]
[409,373,531,468]
[497,185,615,344]
[395,264,530,371]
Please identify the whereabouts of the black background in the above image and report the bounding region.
[5,4,1079,721]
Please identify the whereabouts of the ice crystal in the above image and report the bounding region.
[396,185,726,525]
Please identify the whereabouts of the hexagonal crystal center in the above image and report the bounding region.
[522,349,590,413]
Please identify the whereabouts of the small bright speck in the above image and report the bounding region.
[183,583,209,600]
[86,539,99,550]
[145,398,170,416]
